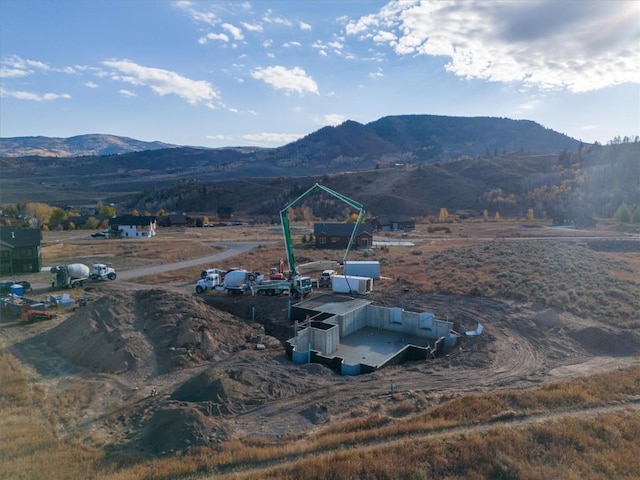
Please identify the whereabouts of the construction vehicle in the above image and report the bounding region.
[50,263,117,288]
[51,263,91,288]
[223,269,264,295]
[279,183,365,298]
[319,269,337,288]
[89,263,117,281]
[268,259,287,280]
[195,272,222,294]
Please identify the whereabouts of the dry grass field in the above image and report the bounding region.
[1,219,639,479]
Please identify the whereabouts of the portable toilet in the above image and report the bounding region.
[10,284,24,297]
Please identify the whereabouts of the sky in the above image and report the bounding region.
[1,0,639,148]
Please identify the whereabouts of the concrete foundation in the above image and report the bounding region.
[287,293,459,375]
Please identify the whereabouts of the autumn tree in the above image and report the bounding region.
[85,217,100,229]
[439,208,449,222]
[98,204,116,217]
[613,203,632,223]
[25,202,54,228]
[50,207,67,223]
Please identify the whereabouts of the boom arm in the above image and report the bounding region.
[280,183,365,278]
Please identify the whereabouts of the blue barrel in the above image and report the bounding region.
[10,284,24,297]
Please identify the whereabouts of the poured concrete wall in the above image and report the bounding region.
[362,305,453,340]
[310,322,339,355]
[336,305,368,337]
[292,322,339,356]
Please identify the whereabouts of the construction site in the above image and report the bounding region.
[1,186,639,478]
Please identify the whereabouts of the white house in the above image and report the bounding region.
[109,215,157,238]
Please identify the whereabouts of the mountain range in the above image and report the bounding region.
[0,134,176,157]
[2,114,636,225]
[1,115,581,162]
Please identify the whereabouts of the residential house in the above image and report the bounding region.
[0,227,42,275]
[109,215,157,238]
[314,222,374,250]
[372,215,415,232]
[157,214,187,228]
[217,207,233,220]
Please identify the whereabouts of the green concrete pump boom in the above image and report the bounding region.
[280,183,365,278]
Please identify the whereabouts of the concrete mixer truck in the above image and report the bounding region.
[50,263,117,288]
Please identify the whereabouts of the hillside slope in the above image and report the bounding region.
[0,134,178,157]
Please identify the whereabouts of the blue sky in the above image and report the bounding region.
[1,0,638,148]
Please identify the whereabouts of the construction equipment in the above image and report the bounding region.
[223,269,264,295]
[319,269,336,288]
[50,263,117,288]
[195,272,222,294]
[50,263,91,288]
[89,263,117,281]
[279,183,365,297]
[268,259,287,280]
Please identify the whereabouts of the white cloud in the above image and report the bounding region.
[283,41,302,48]
[207,134,233,141]
[369,68,384,79]
[200,32,229,44]
[241,21,263,32]
[323,114,347,126]
[242,132,303,144]
[346,0,640,92]
[102,59,220,107]
[372,30,396,44]
[312,39,345,57]
[0,68,28,78]
[222,23,244,41]
[0,88,71,101]
[173,0,218,26]
[1,55,51,76]
[250,65,319,95]
[299,21,312,31]
[263,10,292,27]
[119,89,137,97]
[84,81,99,88]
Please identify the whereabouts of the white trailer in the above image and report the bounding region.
[331,275,373,295]
[343,261,380,280]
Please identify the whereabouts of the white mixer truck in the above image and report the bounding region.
[50,263,117,288]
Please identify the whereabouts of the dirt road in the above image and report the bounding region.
[116,241,269,281]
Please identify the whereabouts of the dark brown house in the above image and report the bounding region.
[0,227,42,275]
[313,222,374,250]
[372,215,415,232]
[157,214,187,227]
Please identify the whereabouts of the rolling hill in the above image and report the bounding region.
[0,134,178,157]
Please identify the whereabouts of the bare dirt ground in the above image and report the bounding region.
[1,220,639,457]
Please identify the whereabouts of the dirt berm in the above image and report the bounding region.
[47,289,260,375]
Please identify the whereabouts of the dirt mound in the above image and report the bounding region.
[300,403,329,425]
[172,354,326,415]
[47,288,258,375]
[569,327,640,356]
[532,309,562,329]
[141,404,230,454]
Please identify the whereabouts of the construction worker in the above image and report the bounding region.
[50,277,55,290]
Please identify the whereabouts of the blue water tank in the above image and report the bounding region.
[10,284,24,297]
